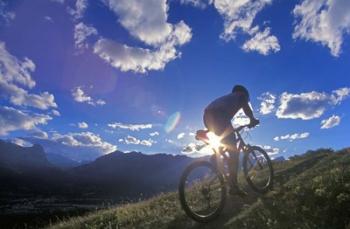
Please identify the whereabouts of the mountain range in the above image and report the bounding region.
[0,139,194,200]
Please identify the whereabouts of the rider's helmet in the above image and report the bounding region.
[232,85,250,101]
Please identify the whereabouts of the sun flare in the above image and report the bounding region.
[206,132,222,150]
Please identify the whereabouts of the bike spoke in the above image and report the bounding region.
[182,163,224,218]
[245,148,272,192]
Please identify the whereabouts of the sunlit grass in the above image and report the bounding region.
[48,148,350,229]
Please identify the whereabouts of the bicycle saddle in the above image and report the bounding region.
[195,129,209,141]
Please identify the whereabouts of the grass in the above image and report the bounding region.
[48,148,350,229]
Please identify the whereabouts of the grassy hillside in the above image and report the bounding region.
[48,148,350,229]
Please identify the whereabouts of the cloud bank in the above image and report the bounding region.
[276,88,350,120]
[0,106,52,136]
[293,0,350,56]
[274,132,310,142]
[212,0,280,55]
[92,0,192,73]
[108,122,152,131]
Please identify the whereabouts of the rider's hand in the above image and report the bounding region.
[248,118,259,128]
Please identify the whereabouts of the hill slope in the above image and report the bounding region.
[49,148,350,229]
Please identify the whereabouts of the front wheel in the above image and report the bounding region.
[178,160,226,222]
[243,146,274,193]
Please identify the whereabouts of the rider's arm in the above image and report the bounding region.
[242,101,259,127]
[242,101,255,120]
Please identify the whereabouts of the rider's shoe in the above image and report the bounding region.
[229,186,248,197]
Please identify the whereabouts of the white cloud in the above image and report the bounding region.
[0,41,35,88]
[212,0,279,55]
[93,39,176,73]
[261,145,280,156]
[26,130,116,161]
[0,41,57,110]
[68,0,88,20]
[273,132,310,142]
[242,27,280,55]
[52,110,61,116]
[94,22,191,73]
[108,122,152,131]
[44,16,53,22]
[94,0,192,73]
[31,129,49,139]
[95,99,106,106]
[11,138,33,147]
[276,88,350,120]
[293,0,350,56]
[181,142,210,157]
[150,131,159,136]
[0,42,55,136]
[50,0,65,3]
[104,0,172,46]
[165,138,176,144]
[182,142,198,153]
[78,122,89,129]
[177,132,185,139]
[0,106,52,136]
[212,0,271,40]
[52,131,116,154]
[124,135,139,145]
[71,86,106,106]
[8,90,57,110]
[123,135,156,147]
[72,86,91,102]
[232,109,250,126]
[0,1,15,25]
[74,22,98,49]
[321,115,341,129]
[258,92,276,115]
[333,87,350,104]
[180,0,208,9]
[140,139,156,147]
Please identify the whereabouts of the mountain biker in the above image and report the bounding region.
[203,85,259,196]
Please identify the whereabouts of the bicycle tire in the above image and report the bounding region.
[178,160,226,222]
[243,146,274,194]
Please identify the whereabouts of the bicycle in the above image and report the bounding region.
[178,124,274,222]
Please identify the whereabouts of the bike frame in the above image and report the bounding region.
[208,126,252,178]
[212,125,250,156]
[179,124,273,223]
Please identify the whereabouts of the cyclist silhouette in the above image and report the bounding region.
[203,85,259,196]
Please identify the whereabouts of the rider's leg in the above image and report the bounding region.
[221,133,239,186]
[203,110,246,196]
[204,110,228,174]
[222,131,248,197]
[229,152,239,184]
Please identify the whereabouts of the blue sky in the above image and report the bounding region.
[0,0,350,161]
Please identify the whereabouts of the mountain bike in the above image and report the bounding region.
[178,124,274,222]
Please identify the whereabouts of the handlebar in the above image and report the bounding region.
[234,123,258,132]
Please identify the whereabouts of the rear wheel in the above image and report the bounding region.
[179,160,226,222]
[243,146,273,193]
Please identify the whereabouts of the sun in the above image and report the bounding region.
[206,132,223,150]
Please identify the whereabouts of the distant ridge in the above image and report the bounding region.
[0,141,195,200]
[71,150,195,198]
[273,156,285,162]
[0,139,52,171]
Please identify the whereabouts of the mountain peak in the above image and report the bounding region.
[0,140,51,171]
